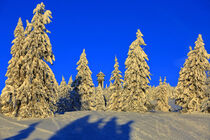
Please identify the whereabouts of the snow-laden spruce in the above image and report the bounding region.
[176,34,210,113]
[119,29,151,112]
[1,18,25,117]
[155,77,170,112]
[57,76,72,113]
[1,3,58,118]
[72,49,96,111]
[107,56,123,111]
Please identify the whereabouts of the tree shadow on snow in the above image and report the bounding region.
[49,115,133,140]
[4,122,40,140]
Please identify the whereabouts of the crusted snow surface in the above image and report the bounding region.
[0,111,210,140]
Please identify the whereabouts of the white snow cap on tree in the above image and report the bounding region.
[119,29,151,113]
[72,49,96,111]
[176,34,210,113]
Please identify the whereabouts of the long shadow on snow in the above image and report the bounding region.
[4,122,40,140]
[49,115,133,140]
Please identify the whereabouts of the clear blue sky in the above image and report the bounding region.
[0,0,210,91]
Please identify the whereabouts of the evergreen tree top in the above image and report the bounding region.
[25,20,32,35]
[136,29,143,37]
[77,49,88,65]
[136,29,146,46]
[189,46,192,51]
[115,56,118,62]
[195,34,204,49]
[60,76,67,86]
[11,17,25,56]
[163,77,167,85]
[62,75,65,81]
[68,75,73,86]
[194,34,210,62]
[114,56,119,69]
[83,49,85,54]
[159,77,162,85]
[14,17,24,37]
[33,2,45,14]
[32,2,52,29]
[25,2,55,65]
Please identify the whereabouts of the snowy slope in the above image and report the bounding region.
[0,111,210,140]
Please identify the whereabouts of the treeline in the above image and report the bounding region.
[0,2,209,119]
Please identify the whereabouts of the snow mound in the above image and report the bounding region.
[0,111,210,140]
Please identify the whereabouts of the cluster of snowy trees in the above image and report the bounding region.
[0,3,58,118]
[0,2,209,119]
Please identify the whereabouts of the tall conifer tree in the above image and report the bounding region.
[1,3,58,118]
[176,34,210,113]
[119,29,151,112]
[1,18,25,117]
[72,49,96,110]
[107,56,123,111]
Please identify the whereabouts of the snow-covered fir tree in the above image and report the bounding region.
[119,29,151,112]
[176,34,210,113]
[57,76,72,113]
[1,3,58,118]
[0,18,25,117]
[107,56,123,111]
[72,49,96,111]
[93,86,105,111]
[155,77,170,112]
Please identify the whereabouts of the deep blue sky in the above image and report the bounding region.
[0,0,210,91]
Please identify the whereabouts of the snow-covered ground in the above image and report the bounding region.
[0,111,210,140]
